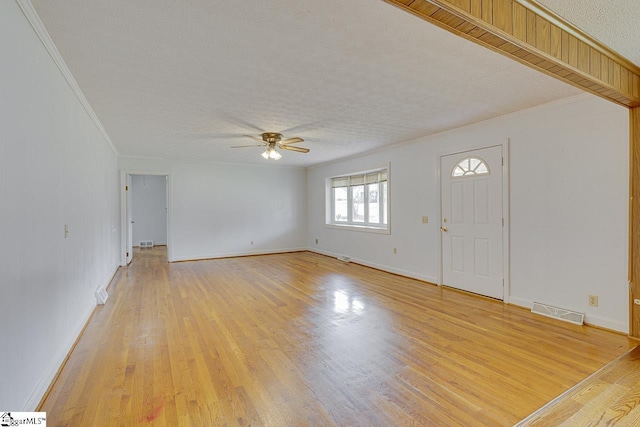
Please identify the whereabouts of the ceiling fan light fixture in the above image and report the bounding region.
[262,143,281,160]
[269,149,282,160]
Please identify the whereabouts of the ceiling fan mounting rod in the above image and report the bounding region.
[261,132,282,143]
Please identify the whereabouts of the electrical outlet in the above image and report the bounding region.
[588,295,598,307]
[422,216,428,223]
[393,248,397,254]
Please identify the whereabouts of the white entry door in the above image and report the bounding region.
[441,146,503,299]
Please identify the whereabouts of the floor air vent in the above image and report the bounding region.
[139,241,154,248]
[337,255,351,262]
[531,302,584,325]
[95,286,108,305]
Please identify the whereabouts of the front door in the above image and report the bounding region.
[440,146,503,299]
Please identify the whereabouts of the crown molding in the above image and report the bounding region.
[516,0,640,75]
[15,0,119,156]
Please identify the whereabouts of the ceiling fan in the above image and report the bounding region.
[232,132,309,160]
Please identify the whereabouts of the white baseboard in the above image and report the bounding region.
[584,314,627,333]
[505,296,532,309]
[23,297,95,411]
[172,247,307,262]
[22,263,120,410]
[506,295,627,333]
[307,248,439,284]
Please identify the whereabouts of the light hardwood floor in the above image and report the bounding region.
[40,247,633,426]
[516,345,640,426]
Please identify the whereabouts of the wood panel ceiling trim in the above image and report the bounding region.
[384,0,640,108]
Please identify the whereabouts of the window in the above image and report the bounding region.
[452,157,489,177]
[329,168,388,230]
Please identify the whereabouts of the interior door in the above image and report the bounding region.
[126,174,133,265]
[441,146,503,299]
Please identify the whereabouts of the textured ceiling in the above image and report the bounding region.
[537,0,640,67]
[30,0,586,167]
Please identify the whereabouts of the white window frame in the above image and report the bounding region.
[326,166,390,234]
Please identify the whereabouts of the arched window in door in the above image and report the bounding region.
[451,157,490,177]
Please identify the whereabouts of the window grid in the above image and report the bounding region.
[330,169,388,229]
[452,157,490,177]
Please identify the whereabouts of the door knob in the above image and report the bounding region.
[441,226,448,232]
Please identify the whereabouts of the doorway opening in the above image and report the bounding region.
[121,171,171,265]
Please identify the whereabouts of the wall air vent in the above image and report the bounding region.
[139,241,154,248]
[531,302,584,325]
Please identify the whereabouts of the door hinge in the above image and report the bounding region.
[502,218,504,226]
[502,157,504,166]
[125,185,129,191]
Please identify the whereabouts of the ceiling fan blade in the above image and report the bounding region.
[280,137,304,145]
[280,145,309,153]
[231,144,264,148]
[244,135,265,144]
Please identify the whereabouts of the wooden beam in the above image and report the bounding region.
[631,107,640,337]
[383,0,640,108]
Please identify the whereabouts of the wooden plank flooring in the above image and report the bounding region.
[40,247,633,426]
[516,345,640,426]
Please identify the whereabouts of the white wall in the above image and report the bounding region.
[0,1,120,410]
[132,175,167,245]
[307,95,629,332]
[118,157,307,261]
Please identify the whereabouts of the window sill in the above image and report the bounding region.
[324,223,390,235]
